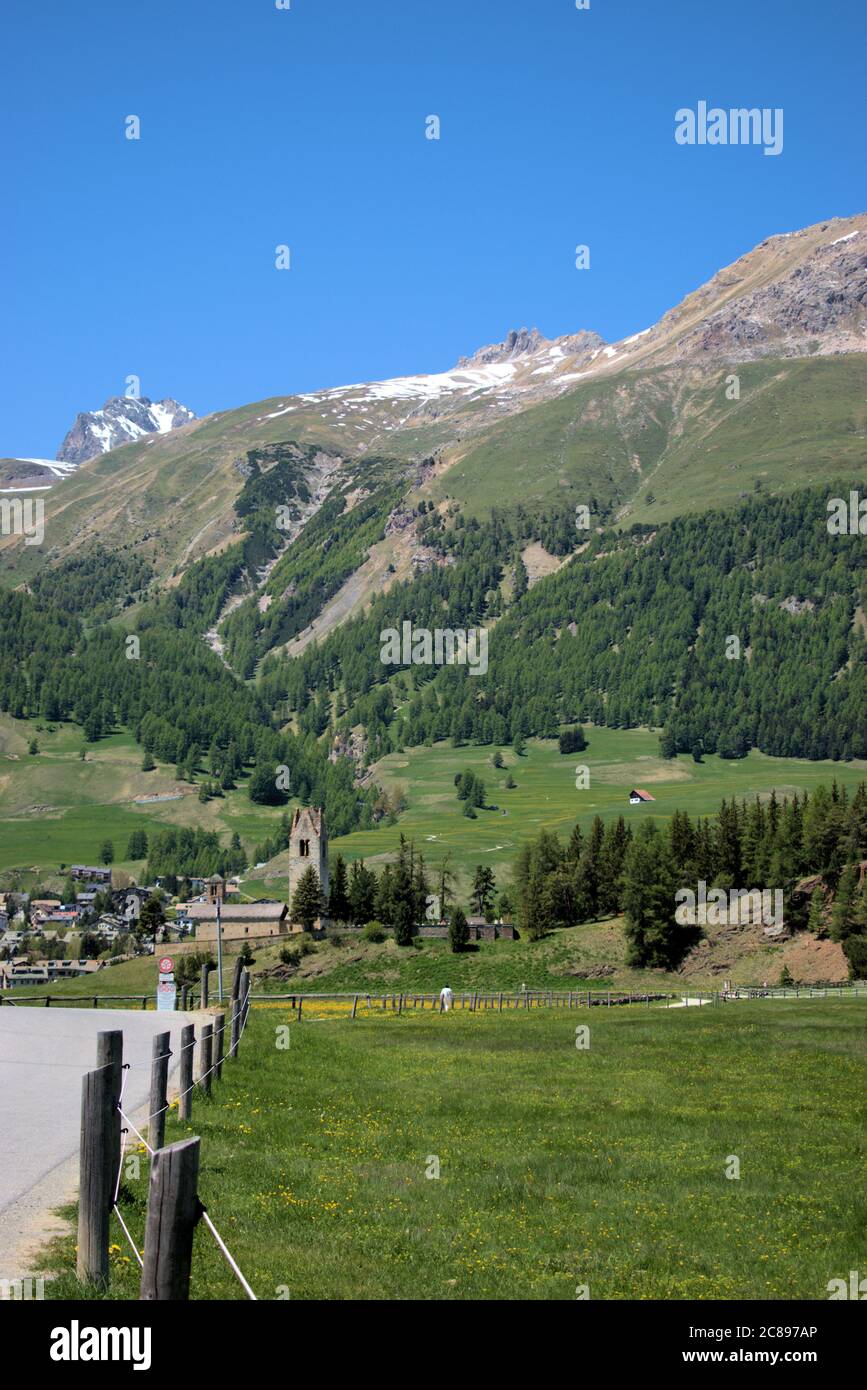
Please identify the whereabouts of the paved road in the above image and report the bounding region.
[0,1007,198,1273]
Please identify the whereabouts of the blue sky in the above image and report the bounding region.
[1,0,864,458]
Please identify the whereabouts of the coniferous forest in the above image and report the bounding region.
[266,485,867,762]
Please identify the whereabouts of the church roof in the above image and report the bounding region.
[186,902,286,922]
[290,806,325,835]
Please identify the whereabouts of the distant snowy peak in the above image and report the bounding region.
[56,396,196,464]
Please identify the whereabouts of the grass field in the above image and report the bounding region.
[40,998,867,1300]
[0,714,290,883]
[6,712,866,906]
[315,729,867,895]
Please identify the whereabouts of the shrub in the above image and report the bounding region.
[362,920,387,943]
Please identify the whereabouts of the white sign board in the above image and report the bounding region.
[157,979,177,1013]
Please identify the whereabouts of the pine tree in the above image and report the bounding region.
[520,867,547,940]
[830,863,859,942]
[472,865,496,918]
[374,864,395,926]
[448,906,470,953]
[349,859,377,925]
[567,822,583,864]
[622,822,680,967]
[806,885,825,936]
[328,854,351,923]
[137,894,165,941]
[291,866,323,932]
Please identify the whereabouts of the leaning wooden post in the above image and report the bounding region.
[139,1137,201,1301]
[241,969,252,1027]
[230,993,241,1059]
[199,1023,213,1097]
[178,1023,194,1122]
[213,1011,226,1080]
[77,1066,114,1287]
[351,995,359,1019]
[148,1031,171,1152]
[200,965,209,1012]
[96,1029,123,1204]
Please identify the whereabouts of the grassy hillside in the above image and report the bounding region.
[41,999,867,1300]
[0,715,293,881]
[429,356,867,523]
[5,714,866,920]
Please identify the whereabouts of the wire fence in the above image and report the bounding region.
[74,975,257,1300]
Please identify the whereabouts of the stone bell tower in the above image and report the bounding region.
[287,807,328,925]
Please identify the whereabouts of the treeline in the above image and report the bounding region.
[264,486,866,761]
[513,780,867,971]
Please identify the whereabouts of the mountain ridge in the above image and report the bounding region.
[2,212,865,599]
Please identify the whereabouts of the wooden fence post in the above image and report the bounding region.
[199,1023,213,1096]
[231,954,244,1001]
[180,984,188,1012]
[149,1031,171,1152]
[77,1066,114,1287]
[178,1023,194,1122]
[139,1137,201,1301]
[200,965,209,1012]
[351,995,359,1019]
[213,1011,226,1080]
[241,969,251,1027]
[96,1029,123,1204]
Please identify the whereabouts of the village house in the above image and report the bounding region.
[37,909,80,930]
[70,865,112,886]
[629,788,656,804]
[186,886,290,944]
[0,958,103,989]
[30,898,62,915]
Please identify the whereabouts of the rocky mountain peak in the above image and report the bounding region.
[458,327,550,368]
[56,395,196,465]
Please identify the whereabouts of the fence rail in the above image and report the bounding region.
[4,980,864,1012]
[246,982,867,1015]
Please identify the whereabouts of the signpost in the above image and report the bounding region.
[157,956,176,1013]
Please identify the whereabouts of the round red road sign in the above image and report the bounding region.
[158,956,174,974]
